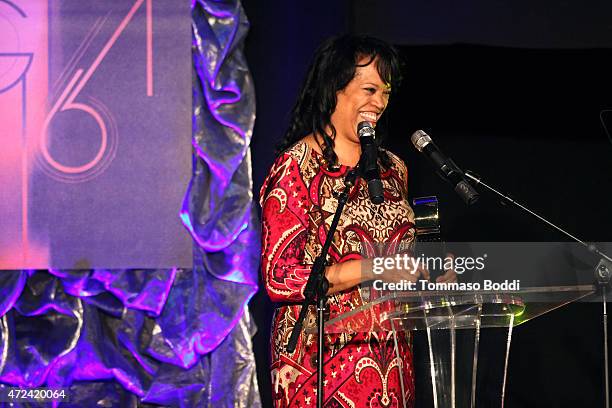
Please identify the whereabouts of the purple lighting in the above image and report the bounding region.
[0,0,260,405]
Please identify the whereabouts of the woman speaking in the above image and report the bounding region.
[259,34,453,407]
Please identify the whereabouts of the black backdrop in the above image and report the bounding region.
[244,1,612,406]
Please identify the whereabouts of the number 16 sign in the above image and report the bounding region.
[0,1,192,270]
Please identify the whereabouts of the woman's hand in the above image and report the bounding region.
[436,252,458,283]
[367,255,430,283]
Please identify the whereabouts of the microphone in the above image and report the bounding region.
[358,121,384,204]
[411,130,479,205]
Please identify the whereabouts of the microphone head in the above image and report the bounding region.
[357,121,375,138]
[411,129,432,152]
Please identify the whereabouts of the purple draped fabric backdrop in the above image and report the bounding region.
[0,1,261,407]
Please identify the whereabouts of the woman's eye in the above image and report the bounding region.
[365,88,376,94]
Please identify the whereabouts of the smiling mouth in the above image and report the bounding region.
[359,112,378,124]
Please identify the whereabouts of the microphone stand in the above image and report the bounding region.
[464,170,612,408]
[286,168,358,408]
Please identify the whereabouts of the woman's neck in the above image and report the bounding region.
[331,135,361,167]
[309,132,361,167]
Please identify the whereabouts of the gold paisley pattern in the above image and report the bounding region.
[261,141,416,407]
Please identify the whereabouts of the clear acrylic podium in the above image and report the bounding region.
[318,285,596,408]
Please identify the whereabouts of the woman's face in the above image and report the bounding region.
[330,57,391,145]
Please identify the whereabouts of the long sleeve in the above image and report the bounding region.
[264,143,417,408]
[260,153,312,302]
[382,151,415,255]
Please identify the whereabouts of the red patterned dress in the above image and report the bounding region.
[260,141,416,408]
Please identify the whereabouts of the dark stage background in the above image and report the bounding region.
[244,1,612,406]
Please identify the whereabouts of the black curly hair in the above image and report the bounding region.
[277,34,403,170]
